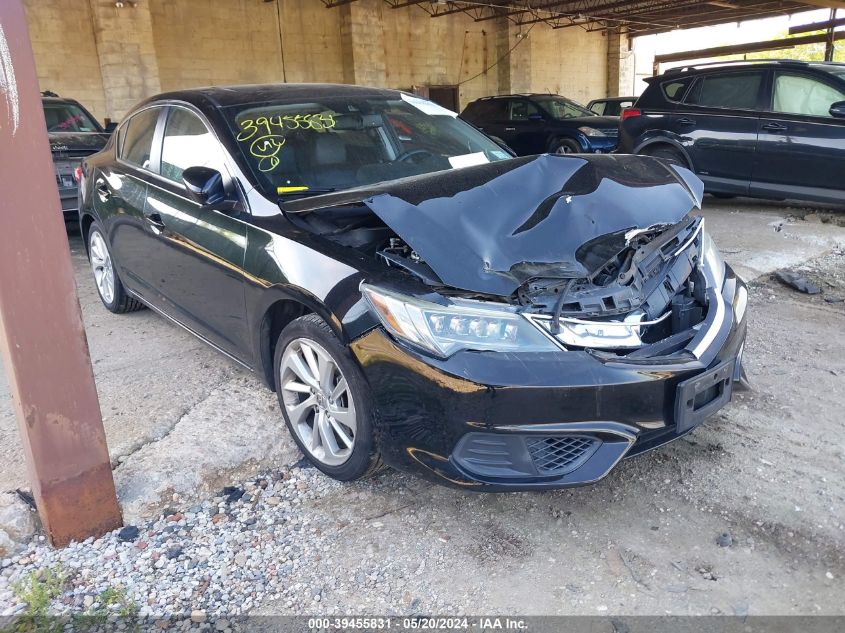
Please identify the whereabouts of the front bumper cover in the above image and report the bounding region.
[350,266,747,491]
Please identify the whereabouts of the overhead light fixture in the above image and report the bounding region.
[707,1,740,8]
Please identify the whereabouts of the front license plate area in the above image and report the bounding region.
[674,359,735,434]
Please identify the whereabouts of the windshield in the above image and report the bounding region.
[42,102,101,133]
[223,94,512,197]
[533,96,595,120]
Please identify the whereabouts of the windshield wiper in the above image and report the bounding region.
[276,187,336,200]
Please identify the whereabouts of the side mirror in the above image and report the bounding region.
[830,101,845,118]
[182,166,226,207]
[104,121,118,134]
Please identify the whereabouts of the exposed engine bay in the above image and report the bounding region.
[289,206,711,355]
[282,154,717,357]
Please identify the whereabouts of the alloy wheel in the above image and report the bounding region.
[280,337,357,466]
[555,143,574,154]
[89,230,115,305]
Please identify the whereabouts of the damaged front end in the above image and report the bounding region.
[284,154,733,363]
[281,153,747,490]
[520,215,723,360]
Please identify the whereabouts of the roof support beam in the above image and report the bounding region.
[789,15,845,33]
[655,29,845,63]
[796,0,845,10]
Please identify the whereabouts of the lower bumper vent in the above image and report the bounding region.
[526,435,600,475]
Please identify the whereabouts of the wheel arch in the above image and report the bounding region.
[256,288,351,391]
[548,134,583,153]
[80,212,96,255]
[634,137,694,170]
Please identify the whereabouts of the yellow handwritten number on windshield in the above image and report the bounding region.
[249,135,285,173]
[236,114,337,171]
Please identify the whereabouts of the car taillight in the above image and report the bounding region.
[74,166,83,183]
[621,108,642,121]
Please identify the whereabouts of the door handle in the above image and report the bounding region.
[145,212,166,234]
[95,180,111,201]
[762,122,788,132]
[677,117,696,126]
[504,127,516,132]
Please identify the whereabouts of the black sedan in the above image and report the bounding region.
[79,84,747,490]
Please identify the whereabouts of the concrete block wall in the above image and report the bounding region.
[23,0,107,121]
[380,5,497,106]
[23,0,633,122]
[530,24,608,105]
[88,0,161,120]
[149,0,285,91]
[606,28,635,97]
[279,0,344,84]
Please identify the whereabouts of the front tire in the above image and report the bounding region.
[274,314,383,481]
[551,138,581,155]
[87,222,144,314]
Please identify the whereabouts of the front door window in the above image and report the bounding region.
[773,73,845,118]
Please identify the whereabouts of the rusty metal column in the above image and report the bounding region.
[0,0,122,546]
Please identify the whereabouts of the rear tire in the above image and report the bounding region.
[87,222,144,314]
[642,145,688,168]
[274,314,384,482]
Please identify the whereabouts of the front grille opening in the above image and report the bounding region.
[525,435,600,475]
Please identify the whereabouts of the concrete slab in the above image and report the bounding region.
[700,197,845,282]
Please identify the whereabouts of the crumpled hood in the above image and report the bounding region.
[286,154,703,297]
[48,132,109,154]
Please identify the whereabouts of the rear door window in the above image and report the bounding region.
[120,108,161,170]
[772,72,845,118]
[590,102,607,115]
[466,100,508,122]
[685,72,764,110]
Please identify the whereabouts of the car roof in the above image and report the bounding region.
[473,94,562,100]
[142,83,405,111]
[41,96,81,105]
[658,59,845,80]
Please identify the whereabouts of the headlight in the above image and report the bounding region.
[361,285,558,357]
[577,126,607,137]
[701,229,725,288]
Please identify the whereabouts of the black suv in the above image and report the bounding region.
[42,93,110,222]
[619,60,845,205]
[461,94,619,155]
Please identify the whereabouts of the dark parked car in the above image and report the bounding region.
[460,94,620,155]
[42,93,110,222]
[619,60,845,204]
[79,84,747,490]
[587,96,637,117]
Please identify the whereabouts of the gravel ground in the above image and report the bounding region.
[0,201,844,621]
